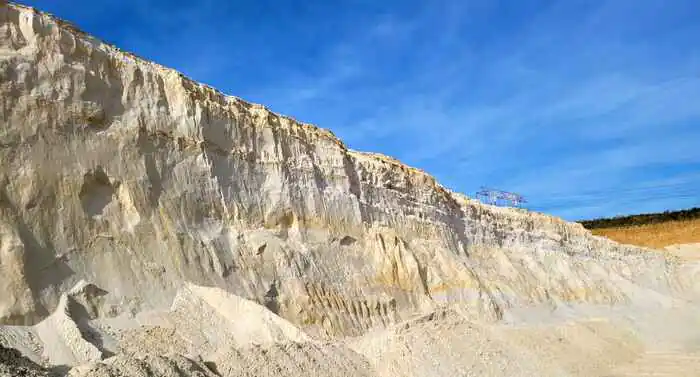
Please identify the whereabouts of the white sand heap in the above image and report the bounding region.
[210,342,374,377]
[66,353,218,377]
[0,280,117,372]
[33,294,104,367]
[169,283,312,350]
[1,282,700,376]
[108,283,313,359]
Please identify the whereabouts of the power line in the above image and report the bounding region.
[532,188,698,205]
[526,182,699,200]
[471,182,699,211]
[530,191,699,211]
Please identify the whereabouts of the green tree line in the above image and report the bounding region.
[579,207,700,229]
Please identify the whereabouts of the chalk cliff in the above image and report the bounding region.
[0,2,695,343]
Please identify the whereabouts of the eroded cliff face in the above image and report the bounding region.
[0,3,693,337]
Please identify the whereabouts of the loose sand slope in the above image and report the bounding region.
[1,283,375,376]
[3,281,700,376]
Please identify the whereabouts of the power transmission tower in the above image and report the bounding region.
[476,187,527,208]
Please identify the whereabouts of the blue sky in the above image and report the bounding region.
[22,0,700,220]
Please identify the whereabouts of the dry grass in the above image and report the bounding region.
[590,218,700,249]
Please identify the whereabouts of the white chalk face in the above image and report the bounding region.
[1,3,699,377]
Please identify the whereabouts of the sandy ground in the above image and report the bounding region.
[665,243,700,261]
[2,272,700,377]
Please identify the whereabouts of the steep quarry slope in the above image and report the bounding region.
[0,1,697,350]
